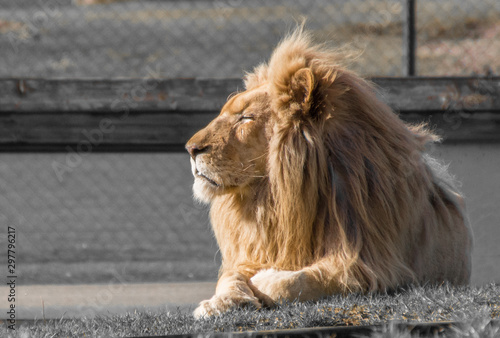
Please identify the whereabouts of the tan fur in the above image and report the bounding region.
[186,28,473,318]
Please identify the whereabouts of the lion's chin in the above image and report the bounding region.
[193,176,219,204]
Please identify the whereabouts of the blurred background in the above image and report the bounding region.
[0,0,499,287]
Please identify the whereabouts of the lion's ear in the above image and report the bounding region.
[290,68,315,113]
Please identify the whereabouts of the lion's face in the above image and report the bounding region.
[186,84,272,203]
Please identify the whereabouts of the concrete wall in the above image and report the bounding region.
[431,143,500,285]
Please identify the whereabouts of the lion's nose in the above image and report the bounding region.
[186,143,209,158]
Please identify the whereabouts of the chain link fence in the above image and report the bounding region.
[417,0,499,76]
[0,0,498,285]
[1,0,498,79]
[0,153,220,284]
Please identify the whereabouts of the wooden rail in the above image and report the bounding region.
[0,77,499,151]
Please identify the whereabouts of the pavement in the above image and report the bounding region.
[0,282,216,320]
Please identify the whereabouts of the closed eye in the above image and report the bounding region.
[238,114,254,123]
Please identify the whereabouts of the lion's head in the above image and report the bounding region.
[186,28,472,296]
[186,85,272,203]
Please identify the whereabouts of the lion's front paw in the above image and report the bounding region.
[193,292,261,319]
[250,269,318,306]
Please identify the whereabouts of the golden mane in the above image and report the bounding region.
[187,28,472,317]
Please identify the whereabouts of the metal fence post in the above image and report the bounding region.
[403,0,417,76]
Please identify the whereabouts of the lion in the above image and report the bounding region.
[185,28,473,318]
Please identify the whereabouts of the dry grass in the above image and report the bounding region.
[2,283,499,337]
